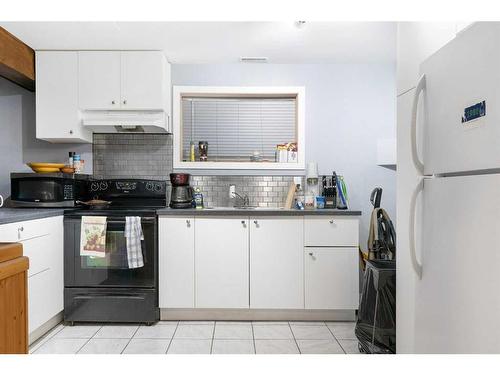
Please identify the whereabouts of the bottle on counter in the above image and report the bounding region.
[194,188,204,209]
[73,154,81,173]
[68,152,75,168]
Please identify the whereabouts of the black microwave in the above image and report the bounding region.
[10,173,90,207]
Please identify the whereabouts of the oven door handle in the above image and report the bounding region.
[105,218,156,225]
[73,294,146,300]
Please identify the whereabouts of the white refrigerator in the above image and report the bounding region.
[399,22,500,353]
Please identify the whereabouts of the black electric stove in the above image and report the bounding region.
[63,178,167,325]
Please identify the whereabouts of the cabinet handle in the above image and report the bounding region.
[17,226,24,240]
[253,220,258,224]
[241,220,246,227]
[186,219,191,227]
[123,100,127,105]
[112,100,116,105]
[308,252,314,256]
[329,219,334,224]
[69,130,73,135]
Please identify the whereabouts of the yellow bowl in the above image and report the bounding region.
[27,163,66,173]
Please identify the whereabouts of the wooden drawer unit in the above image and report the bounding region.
[304,217,359,247]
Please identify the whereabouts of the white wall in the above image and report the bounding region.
[0,76,92,198]
[172,63,397,247]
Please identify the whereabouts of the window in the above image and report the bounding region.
[173,86,305,170]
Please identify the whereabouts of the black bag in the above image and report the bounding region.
[355,259,396,354]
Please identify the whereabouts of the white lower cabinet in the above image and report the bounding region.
[158,214,360,312]
[159,217,195,308]
[249,216,303,309]
[195,217,249,308]
[304,247,359,310]
[0,216,64,336]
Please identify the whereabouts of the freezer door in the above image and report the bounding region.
[413,174,500,353]
[419,22,500,175]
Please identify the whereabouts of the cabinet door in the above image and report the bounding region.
[120,51,166,110]
[249,216,303,309]
[78,51,121,110]
[159,217,195,308]
[35,51,91,143]
[195,217,249,308]
[305,248,359,310]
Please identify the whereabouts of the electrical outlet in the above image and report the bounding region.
[229,184,236,198]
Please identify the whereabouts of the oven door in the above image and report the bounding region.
[64,216,157,288]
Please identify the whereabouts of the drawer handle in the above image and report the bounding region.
[241,220,247,227]
[329,219,334,224]
[308,252,314,256]
[253,220,259,228]
[186,219,191,227]
[17,226,24,239]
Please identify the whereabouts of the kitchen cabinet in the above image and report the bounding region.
[304,217,359,247]
[35,51,92,143]
[158,213,360,314]
[304,247,359,309]
[0,216,64,341]
[78,51,121,110]
[78,50,169,112]
[195,217,249,308]
[249,216,303,309]
[159,217,195,308]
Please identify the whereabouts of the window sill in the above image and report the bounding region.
[173,161,305,170]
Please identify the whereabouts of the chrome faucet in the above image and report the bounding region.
[232,191,250,207]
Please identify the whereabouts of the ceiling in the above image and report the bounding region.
[1,22,396,64]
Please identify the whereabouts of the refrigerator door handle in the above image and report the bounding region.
[410,74,426,175]
[409,178,424,278]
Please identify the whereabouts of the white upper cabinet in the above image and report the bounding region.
[36,51,92,143]
[120,51,168,110]
[78,50,168,111]
[78,51,121,110]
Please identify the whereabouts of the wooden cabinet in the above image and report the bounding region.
[159,217,195,308]
[0,243,29,354]
[195,217,249,308]
[304,247,359,309]
[35,51,92,143]
[78,51,121,110]
[78,50,168,111]
[0,216,64,340]
[249,216,303,309]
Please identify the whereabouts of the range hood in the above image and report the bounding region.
[81,110,169,133]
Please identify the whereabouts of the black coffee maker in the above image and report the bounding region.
[169,173,193,209]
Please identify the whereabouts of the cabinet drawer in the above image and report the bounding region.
[304,217,359,247]
[0,218,53,242]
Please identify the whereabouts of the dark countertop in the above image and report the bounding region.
[0,208,67,225]
[157,207,362,216]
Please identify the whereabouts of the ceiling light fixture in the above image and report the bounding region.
[240,57,268,63]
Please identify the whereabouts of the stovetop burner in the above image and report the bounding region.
[66,178,168,217]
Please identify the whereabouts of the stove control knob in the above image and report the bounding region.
[154,183,162,192]
[100,182,108,191]
[146,182,154,191]
[90,182,99,192]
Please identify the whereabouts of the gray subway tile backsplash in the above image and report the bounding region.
[92,133,303,207]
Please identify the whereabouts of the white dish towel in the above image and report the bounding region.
[124,216,144,269]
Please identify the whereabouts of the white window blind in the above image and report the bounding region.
[181,97,297,162]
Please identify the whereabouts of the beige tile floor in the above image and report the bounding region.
[29,321,362,354]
